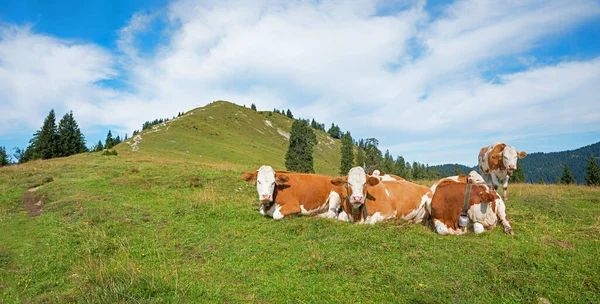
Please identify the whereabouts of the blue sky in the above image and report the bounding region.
[1,0,599,166]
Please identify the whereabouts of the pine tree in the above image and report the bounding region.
[286,109,294,119]
[251,103,257,111]
[124,133,128,141]
[114,136,122,146]
[57,111,87,157]
[37,109,59,159]
[381,150,394,174]
[363,138,381,169]
[356,147,365,168]
[105,130,114,149]
[285,119,316,173]
[538,177,545,184]
[394,156,406,177]
[0,146,8,166]
[560,164,575,184]
[327,123,341,139]
[311,119,318,129]
[95,140,104,152]
[339,132,354,175]
[512,165,525,183]
[585,154,600,186]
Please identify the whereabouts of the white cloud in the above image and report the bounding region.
[1,0,600,165]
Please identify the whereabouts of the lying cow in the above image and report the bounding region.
[430,170,486,193]
[241,165,342,220]
[478,142,527,201]
[429,176,513,235]
[371,169,405,181]
[330,167,431,224]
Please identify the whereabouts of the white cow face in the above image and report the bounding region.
[468,170,486,184]
[256,165,277,202]
[330,167,380,208]
[502,146,527,175]
[241,165,289,204]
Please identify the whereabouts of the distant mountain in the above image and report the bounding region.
[519,142,600,184]
[430,142,600,184]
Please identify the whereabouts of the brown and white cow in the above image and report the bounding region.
[429,176,513,235]
[478,142,526,201]
[241,165,343,220]
[330,167,431,224]
[371,169,405,181]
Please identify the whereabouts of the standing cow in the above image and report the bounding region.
[330,167,430,224]
[241,165,342,220]
[429,176,513,235]
[478,142,527,201]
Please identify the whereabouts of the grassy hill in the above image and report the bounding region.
[1,101,599,303]
[123,100,341,175]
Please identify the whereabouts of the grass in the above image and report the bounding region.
[1,102,599,302]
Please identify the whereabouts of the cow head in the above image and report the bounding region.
[331,166,379,208]
[241,165,289,204]
[468,170,486,184]
[492,146,527,175]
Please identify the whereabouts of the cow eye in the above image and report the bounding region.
[257,180,261,185]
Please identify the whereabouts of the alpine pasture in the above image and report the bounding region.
[1,101,599,303]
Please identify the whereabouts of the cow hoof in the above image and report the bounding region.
[505,228,514,235]
[318,211,337,219]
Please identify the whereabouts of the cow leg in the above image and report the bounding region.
[337,210,350,222]
[261,204,278,218]
[433,220,462,235]
[502,177,510,201]
[491,174,500,192]
[473,222,485,234]
[495,199,514,235]
[318,191,341,219]
[274,204,301,220]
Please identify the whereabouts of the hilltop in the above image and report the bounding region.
[118,100,342,176]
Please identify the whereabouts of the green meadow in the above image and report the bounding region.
[1,102,599,303]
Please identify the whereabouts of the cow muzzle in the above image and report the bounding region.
[259,194,272,203]
[507,164,516,170]
[350,195,364,204]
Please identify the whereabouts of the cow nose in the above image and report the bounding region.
[508,164,516,169]
[351,195,363,203]
[260,194,271,200]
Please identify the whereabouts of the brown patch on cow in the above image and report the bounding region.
[267,172,345,218]
[430,182,493,230]
[23,189,45,217]
[488,143,507,171]
[275,173,289,185]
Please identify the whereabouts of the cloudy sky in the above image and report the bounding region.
[1,0,599,166]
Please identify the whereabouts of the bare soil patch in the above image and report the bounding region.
[23,190,44,217]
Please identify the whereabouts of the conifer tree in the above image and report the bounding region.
[36,109,59,159]
[560,164,575,184]
[381,150,394,174]
[363,138,382,169]
[585,154,600,186]
[327,123,341,139]
[251,103,257,111]
[538,177,545,184]
[95,140,104,152]
[286,109,294,119]
[124,133,128,141]
[105,130,114,149]
[310,119,318,129]
[0,146,8,166]
[356,147,365,168]
[339,132,354,175]
[285,119,316,173]
[512,165,525,183]
[57,111,87,157]
[394,156,406,177]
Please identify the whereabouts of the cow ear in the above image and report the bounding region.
[366,176,380,186]
[275,174,289,185]
[331,177,348,186]
[518,151,527,158]
[241,172,257,183]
